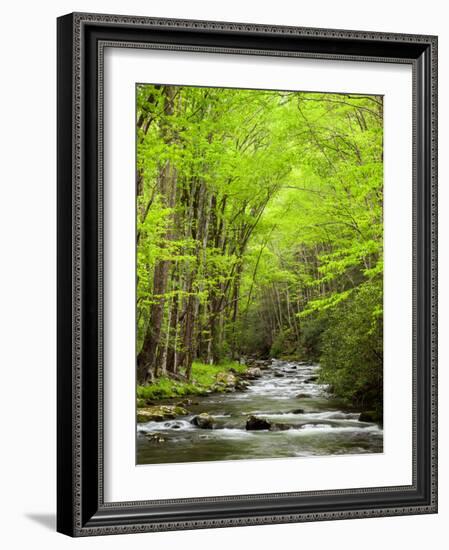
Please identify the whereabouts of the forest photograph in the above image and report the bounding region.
[135,83,384,465]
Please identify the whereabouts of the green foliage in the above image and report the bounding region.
[319,281,383,412]
[270,329,297,359]
[136,361,245,400]
[136,85,384,412]
[136,377,204,401]
[190,360,246,386]
[232,310,272,358]
[297,311,330,361]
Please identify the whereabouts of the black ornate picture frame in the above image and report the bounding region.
[57,12,438,536]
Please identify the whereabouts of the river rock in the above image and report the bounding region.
[304,375,318,383]
[254,359,271,369]
[191,412,214,429]
[290,408,305,414]
[246,415,271,430]
[236,380,251,390]
[269,423,292,431]
[144,432,165,443]
[136,405,188,423]
[296,393,312,398]
[274,372,285,378]
[246,358,270,369]
[245,367,262,379]
[176,398,196,406]
[215,372,238,387]
[211,382,227,393]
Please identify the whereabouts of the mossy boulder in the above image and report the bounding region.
[244,367,262,379]
[210,382,227,393]
[236,380,251,391]
[215,372,238,387]
[191,412,214,429]
[137,405,188,423]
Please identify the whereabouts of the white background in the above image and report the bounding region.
[104,49,412,501]
[0,1,446,549]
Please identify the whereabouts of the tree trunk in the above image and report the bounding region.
[137,86,178,384]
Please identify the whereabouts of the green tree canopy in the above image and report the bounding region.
[136,84,383,411]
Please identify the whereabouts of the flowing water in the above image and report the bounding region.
[137,360,383,464]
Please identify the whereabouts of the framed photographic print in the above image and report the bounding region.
[57,12,438,536]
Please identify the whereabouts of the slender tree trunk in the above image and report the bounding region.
[166,272,179,374]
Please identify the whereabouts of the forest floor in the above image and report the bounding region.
[136,360,250,404]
